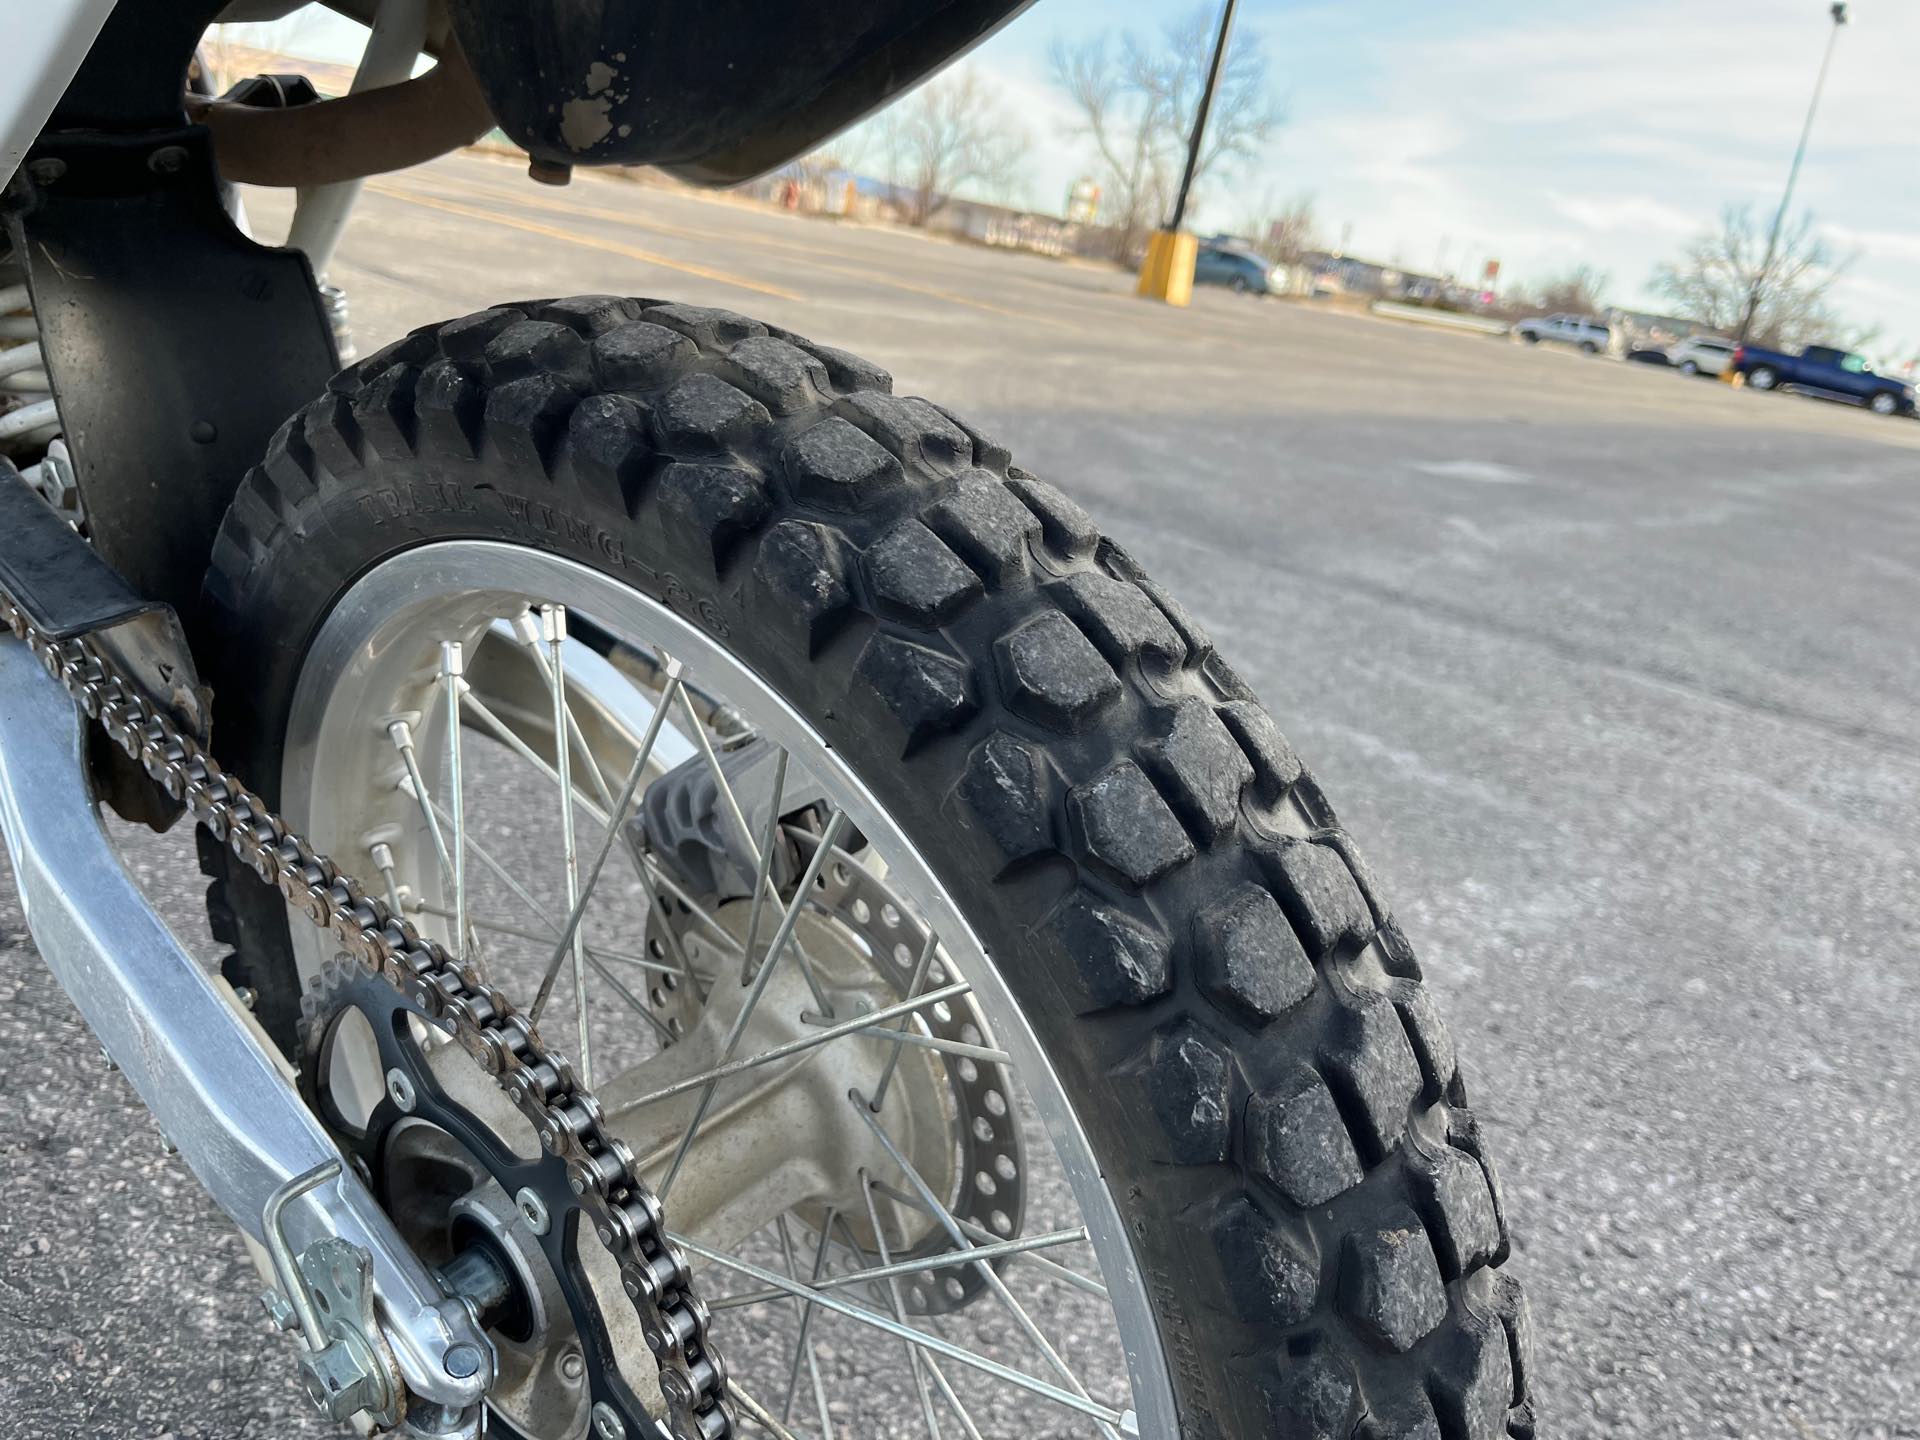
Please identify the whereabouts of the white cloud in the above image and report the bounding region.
[1220,0,1920,349]
[1548,193,1698,239]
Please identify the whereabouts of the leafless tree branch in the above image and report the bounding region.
[875,67,1028,227]
[1050,4,1284,260]
[1651,205,1867,349]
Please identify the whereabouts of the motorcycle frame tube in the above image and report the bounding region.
[0,636,493,1412]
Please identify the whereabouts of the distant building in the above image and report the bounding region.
[1299,250,1451,303]
[1605,308,1723,351]
[928,197,1074,258]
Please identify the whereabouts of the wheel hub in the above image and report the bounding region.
[645,836,1028,1316]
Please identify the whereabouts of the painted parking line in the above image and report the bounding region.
[378,174,1082,332]
[365,185,805,302]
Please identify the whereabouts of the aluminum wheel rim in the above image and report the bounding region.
[279,540,1177,1440]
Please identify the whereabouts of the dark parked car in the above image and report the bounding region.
[1193,242,1275,295]
[1732,342,1915,416]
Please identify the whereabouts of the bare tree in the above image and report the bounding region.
[1531,265,1610,315]
[1051,5,1284,260]
[1651,206,1862,348]
[876,68,1027,227]
[1257,194,1319,266]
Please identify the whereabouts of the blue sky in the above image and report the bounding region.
[236,1,1920,352]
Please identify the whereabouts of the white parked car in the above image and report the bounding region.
[1513,313,1611,353]
[1669,335,1736,377]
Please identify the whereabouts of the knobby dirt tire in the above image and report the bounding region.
[197,295,1536,1440]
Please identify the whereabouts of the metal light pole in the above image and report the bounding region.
[1136,0,1239,303]
[1737,1,1847,344]
[1166,0,1240,232]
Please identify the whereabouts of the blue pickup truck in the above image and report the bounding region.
[1731,342,1915,416]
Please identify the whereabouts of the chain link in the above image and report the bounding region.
[0,594,735,1440]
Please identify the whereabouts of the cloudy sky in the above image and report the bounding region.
[238,0,1920,351]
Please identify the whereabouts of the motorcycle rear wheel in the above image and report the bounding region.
[198,295,1534,1439]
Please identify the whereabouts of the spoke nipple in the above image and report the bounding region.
[440,640,465,678]
[387,718,415,751]
[540,605,568,645]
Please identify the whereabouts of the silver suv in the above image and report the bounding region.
[1668,335,1736,377]
[1514,313,1611,353]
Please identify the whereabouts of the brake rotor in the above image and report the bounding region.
[645,827,1028,1317]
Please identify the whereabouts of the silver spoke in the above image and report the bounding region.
[656,808,850,1201]
[870,1180,1111,1301]
[537,608,590,1084]
[851,1091,1125,1440]
[776,1213,837,1432]
[857,1176,944,1440]
[643,863,750,956]
[827,1210,982,1440]
[528,661,686,1025]
[799,1013,1010,1066]
[738,748,789,986]
[582,948,678,1046]
[670,1234,1135,1431]
[369,841,403,914]
[707,1224,1091,1310]
[459,688,613,828]
[510,610,616,810]
[870,929,939,1111]
[411,903,704,983]
[418,795,680,1050]
[387,719,453,879]
[729,1381,808,1440]
[606,979,971,1118]
[388,717,484,962]
[439,641,471,965]
[677,684,833,1015]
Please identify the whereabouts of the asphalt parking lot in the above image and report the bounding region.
[3,148,1918,1439]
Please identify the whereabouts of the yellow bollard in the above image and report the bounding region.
[1136,230,1198,306]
